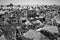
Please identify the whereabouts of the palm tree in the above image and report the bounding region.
[1,5,3,8]
[45,5,47,8]
[17,5,21,10]
[9,3,14,9]
[9,3,14,6]
[9,3,14,11]
[18,5,20,8]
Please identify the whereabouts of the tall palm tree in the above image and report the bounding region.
[9,3,14,6]
[1,5,3,8]
[9,3,14,9]
[18,5,20,8]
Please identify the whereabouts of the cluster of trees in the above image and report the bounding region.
[0,4,60,40]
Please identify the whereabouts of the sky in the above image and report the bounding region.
[0,0,60,5]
